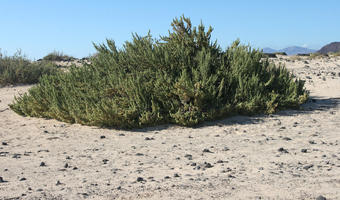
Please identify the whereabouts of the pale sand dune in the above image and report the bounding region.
[0,56,339,200]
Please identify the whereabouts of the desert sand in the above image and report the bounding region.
[0,55,339,200]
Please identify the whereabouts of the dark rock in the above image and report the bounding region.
[64,163,69,168]
[12,154,21,159]
[1,142,7,146]
[135,153,144,156]
[73,167,78,170]
[19,178,26,181]
[203,149,213,153]
[301,149,308,153]
[282,137,292,141]
[278,147,289,153]
[40,162,46,167]
[204,162,214,168]
[184,154,193,160]
[36,188,43,192]
[0,177,7,183]
[100,135,106,139]
[119,133,125,136]
[56,180,62,186]
[144,137,154,140]
[137,177,145,182]
[164,176,171,179]
[223,147,230,151]
[174,173,180,178]
[309,140,317,144]
[103,159,109,164]
[316,195,327,200]
[303,164,314,170]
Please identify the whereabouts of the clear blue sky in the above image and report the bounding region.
[1,0,339,59]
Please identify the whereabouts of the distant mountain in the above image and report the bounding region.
[262,48,277,53]
[262,46,316,55]
[317,42,340,54]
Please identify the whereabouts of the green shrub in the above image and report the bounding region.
[42,51,75,62]
[10,16,308,129]
[0,51,58,86]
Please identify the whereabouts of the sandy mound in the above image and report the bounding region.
[0,56,339,199]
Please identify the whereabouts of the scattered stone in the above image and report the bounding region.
[303,164,314,170]
[0,177,7,183]
[316,195,327,200]
[103,159,109,164]
[137,177,145,182]
[223,147,230,151]
[174,173,180,178]
[204,162,214,168]
[301,149,308,153]
[135,153,144,156]
[309,140,317,144]
[1,142,7,146]
[184,154,193,160]
[118,133,125,136]
[40,162,46,167]
[56,180,62,186]
[164,176,171,179]
[36,188,43,192]
[278,147,289,153]
[203,148,213,153]
[73,167,78,170]
[64,163,69,168]
[282,137,292,141]
[19,178,26,181]
[100,135,106,139]
[43,130,49,133]
[144,137,154,140]
[12,154,21,159]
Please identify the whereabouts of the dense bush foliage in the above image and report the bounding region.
[42,51,75,61]
[0,51,58,86]
[10,16,308,128]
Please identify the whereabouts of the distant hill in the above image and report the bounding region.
[262,48,277,53]
[262,46,316,55]
[317,42,340,54]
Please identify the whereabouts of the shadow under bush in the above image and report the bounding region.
[10,16,308,129]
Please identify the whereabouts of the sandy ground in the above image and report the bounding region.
[0,56,340,200]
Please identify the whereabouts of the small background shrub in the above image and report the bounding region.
[10,16,308,129]
[42,51,76,62]
[0,50,58,86]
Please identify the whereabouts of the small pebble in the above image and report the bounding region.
[137,177,145,182]
[40,162,46,167]
[278,147,289,153]
[1,142,7,146]
[19,178,26,181]
[203,149,213,153]
[100,135,106,139]
[316,195,327,200]
[303,164,314,170]
[0,177,7,183]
